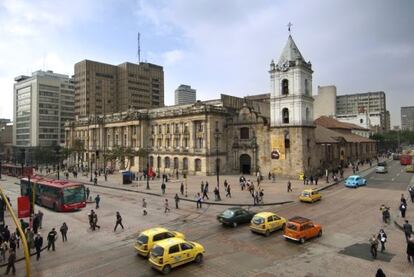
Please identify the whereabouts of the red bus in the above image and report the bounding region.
[1,163,33,177]
[400,154,413,165]
[20,176,86,212]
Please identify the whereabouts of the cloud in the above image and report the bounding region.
[162,49,184,66]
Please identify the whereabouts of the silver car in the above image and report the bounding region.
[376,165,388,173]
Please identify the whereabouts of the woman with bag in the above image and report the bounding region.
[377,229,387,253]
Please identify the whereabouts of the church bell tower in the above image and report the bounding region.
[269,33,317,177]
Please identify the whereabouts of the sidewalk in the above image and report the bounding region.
[42,160,381,206]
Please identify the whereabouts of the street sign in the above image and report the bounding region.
[271,150,280,159]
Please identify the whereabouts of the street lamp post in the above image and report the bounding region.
[146,145,150,190]
[55,147,60,180]
[214,130,221,201]
[89,154,93,182]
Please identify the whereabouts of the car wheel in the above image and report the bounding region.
[162,265,171,275]
[195,253,203,264]
[299,237,305,244]
[232,222,238,228]
[265,230,270,237]
[317,230,322,237]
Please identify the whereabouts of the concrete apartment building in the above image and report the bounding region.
[174,84,196,105]
[74,60,164,117]
[313,86,337,119]
[401,106,414,131]
[13,70,75,148]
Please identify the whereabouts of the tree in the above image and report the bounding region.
[124,147,136,171]
[71,139,85,167]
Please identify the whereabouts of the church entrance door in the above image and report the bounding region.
[239,154,251,174]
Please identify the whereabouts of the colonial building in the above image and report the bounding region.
[65,34,377,177]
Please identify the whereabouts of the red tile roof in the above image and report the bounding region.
[314,116,369,131]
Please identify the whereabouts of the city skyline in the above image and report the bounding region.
[0,0,413,127]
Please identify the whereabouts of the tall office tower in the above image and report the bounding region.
[74,60,164,117]
[401,106,414,131]
[336,91,390,132]
[174,84,196,105]
[13,70,75,147]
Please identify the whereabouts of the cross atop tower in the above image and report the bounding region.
[287,22,293,34]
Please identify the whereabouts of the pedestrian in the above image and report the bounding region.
[3,225,10,242]
[214,186,219,201]
[403,220,413,240]
[95,194,101,209]
[114,212,124,231]
[86,187,90,201]
[164,199,170,213]
[377,229,387,253]
[174,194,179,209]
[287,181,292,192]
[226,184,231,198]
[407,237,414,263]
[200,181,204,193]
[272,173,276,183]
[180,183,184,196]
[375,268,386,277]
[224,180,228,190]
[380,204,390,224]
[400,202,407,218]
[60,223,68,242]
[92,212,100,230]
[25,228,34,251]
[5,249,16,275]
[315,176,319,185]
[142,198,148,216]
[369,234,379,259]
[409,186,414,203]
[9,234,16,252]
[88,210,95,230]
[47,228,57,251]
[203,185,209,200]
[104,172,108,181]
[161,182,166,195]
[33,214,40,234]
[196,193,202,209]
[303,174,306,185]
[34,233,43,261]
[0,240,8,262]
[401,193,407,206]
[94,176,98,185]
[37,210,44,229]
[268,172,271,180]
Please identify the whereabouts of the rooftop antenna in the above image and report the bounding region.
[287,22,293,35]
[137,32,141,64]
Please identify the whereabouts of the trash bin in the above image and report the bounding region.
[122,171,133,184]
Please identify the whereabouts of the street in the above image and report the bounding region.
[1,160,413,276]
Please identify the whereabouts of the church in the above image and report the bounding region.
[65,34,376,178]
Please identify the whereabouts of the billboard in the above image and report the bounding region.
[271,134,285,160]
[18,196,30,218]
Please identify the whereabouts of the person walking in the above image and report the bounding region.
[9,234,16,252]
[403,220,413,240]
[407,237,414,263]
[114,212,124,231]
[200,181,204,194]
[88,210,95,230]
[287,181,292,192]
[161,182,166,195]
[33,214,40,234]
[409,186,414,203]
[400,202,407,218]
[226,184,231,198]
[60,223,68,242]
[86,187,90,201]
[92,212,100,230]
[38,210,44,229]
[142,198,148,216]
[180,183,184,196]
[369,234,379,259]
[34,233,43,261]
[203,185,209,200]
[174,194,180,209]
[47,228,57,251]
[196,193,202,209]
[164,199,170,213]
[380,204,390,224]
[5,249,16,275]
[377,229,387,253]
[401,194,407,206]
[93,176,98,186]
[0,240,8,262]
[95,194,101,209]
[375,268,386,277]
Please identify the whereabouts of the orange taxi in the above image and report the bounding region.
[283,216,322,244]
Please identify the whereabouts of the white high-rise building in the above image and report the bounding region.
[13,70,75,148]
[174,84,196,105]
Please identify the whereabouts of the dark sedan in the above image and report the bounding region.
[217,207,255,227]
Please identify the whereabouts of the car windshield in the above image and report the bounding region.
[302,192,310,197]
[63,185,85,204]
[221,210,235,218]
[252,216,265,224]
[151,246,164,257]
[136,234,148,244]
[286,223,298,231]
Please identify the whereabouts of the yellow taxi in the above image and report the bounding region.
[135,227,185,257]
[299,189,322,203]
[249,212,286,236]
[406,165,414,173]
[149,237,205,274]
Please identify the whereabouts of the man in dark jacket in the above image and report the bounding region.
[407,237,414,263]
[113,212,124,231]
[403,220,413,240]
[47,228,57,251]
[5,249,16,275]
[34,233,43,260]
[400,202,407,218]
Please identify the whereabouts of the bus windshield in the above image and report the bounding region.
[63,186,85,204]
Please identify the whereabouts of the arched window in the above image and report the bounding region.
[164,157,170,168]
[306,107,310,122]
[282,79,289,95]
[183,158,188,170]
[173,157,179,169]
[157,156,161,169]
[240,127,249,139]
[282,108,289,124]
[149,156,154,167]
[195,159,202,172]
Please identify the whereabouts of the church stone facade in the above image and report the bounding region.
[65,35,376,178]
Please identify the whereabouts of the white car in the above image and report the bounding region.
[376,165,388,173]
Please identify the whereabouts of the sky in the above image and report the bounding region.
[0,0,413,127]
